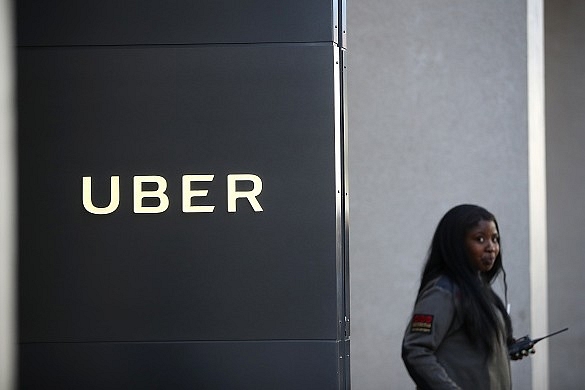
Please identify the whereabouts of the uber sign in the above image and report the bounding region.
[18,1,348,388]
[82,174,264,214]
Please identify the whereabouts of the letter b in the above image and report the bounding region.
[134,176,169,213]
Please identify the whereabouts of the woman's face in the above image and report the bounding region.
[465,219,500,273]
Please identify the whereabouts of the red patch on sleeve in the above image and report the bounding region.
[410,314,434,333]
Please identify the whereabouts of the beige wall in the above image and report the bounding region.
[545,1,585,389]
[347,1,533,388]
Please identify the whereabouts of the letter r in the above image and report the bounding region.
[227,174,263,213]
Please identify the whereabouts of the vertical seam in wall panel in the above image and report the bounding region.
[333,43,348,389]
[334,45,343,338]
[528,0,548,389]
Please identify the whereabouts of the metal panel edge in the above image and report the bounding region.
[338,0,347,49]
[334,41,350,389]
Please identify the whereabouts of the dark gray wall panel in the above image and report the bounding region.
[18,43,340,343]
[18,0,349,387]
[17,0,337,46]
[20,341,341,389]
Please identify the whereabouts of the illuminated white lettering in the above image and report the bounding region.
[82,176,120,215]
[227,174,263,212]
[182,175,215,213]
[83,174,263,214]
[133,176,169,214]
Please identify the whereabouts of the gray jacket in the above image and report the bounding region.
[402,275,511,390]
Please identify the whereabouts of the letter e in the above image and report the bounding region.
[182,175,215,213]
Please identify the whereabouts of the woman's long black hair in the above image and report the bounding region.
[418,204,513,353]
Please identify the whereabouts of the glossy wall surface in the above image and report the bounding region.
[17,1,348,388]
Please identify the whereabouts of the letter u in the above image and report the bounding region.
[82,176,120,214]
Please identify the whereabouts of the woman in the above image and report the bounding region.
[402,204,515,389]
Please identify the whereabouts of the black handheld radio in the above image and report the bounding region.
[508,327,568,360]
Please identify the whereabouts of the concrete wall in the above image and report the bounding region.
[545,1,585,389]
[0,0,15,388]
[347,1,533,388]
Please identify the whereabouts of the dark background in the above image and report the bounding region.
[17,0,348,389]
